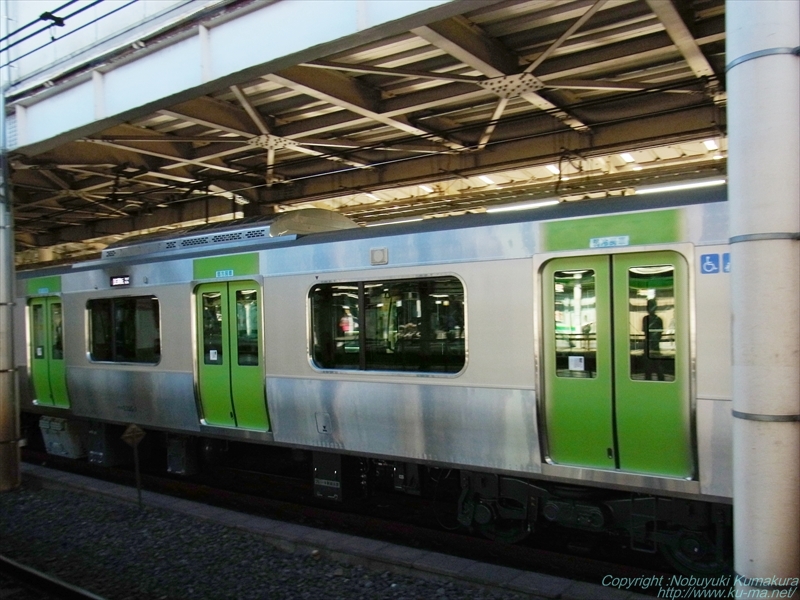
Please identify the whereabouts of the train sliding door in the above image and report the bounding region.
[196,281,270,430]
[28,297,69,408]
[542,251,692,478]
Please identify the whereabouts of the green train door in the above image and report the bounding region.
[542,251,692,478]
[29,297,69,408]
[196,281,270,430]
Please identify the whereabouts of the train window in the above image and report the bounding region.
[309,284,360,370]
[201,292,224,365]
[32,304,45,359]
[51,303,64,360]
[310,276,465,373]
[553,270,597,378]
[87,296,161,364]
[235,289,259,366]
[628,266,676,382]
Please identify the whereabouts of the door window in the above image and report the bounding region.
[235,289,260,366]
[627,266,675,382]
[202,292,224,365]
[553,269,597,378]
[32,304,45,359]
[51,303,64,360]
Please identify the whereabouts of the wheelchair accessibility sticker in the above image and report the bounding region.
[700,253,731,274]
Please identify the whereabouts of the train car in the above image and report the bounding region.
[13,179,732,574]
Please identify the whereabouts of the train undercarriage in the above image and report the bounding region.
[27,413,733,578]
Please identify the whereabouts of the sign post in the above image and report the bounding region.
[121,424,146,509]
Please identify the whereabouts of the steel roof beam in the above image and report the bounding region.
[264,104,722,202]
[412,16,520,77]
[645,0,716,80]
[229,84,369,172]
[265,66,466,151]
[10,0,469,155]
[80,139,239,174]
[413,15,590,133]
[33,102,722,243]
[42,193,248,244]
[524,0,608,74]
[305,60,483,83]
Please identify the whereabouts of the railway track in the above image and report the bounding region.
[22,449,671,592]
[0,554,106,600]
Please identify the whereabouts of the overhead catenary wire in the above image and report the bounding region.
[0,0,106,56]
[0,0,139,70]
[0,0,81,45]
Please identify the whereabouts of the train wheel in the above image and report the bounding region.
[661,529,731,576]
[478,519,531,544]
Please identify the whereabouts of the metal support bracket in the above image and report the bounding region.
[732,410,800,422]
[477,73,546,98]
[729,232,800,244]
[246,134,295,151]
[727,46,800,72]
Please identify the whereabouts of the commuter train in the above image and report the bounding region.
[13,180,733,574]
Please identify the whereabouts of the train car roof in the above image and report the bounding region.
[16,180,726,278]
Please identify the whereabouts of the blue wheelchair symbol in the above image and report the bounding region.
[700,254,720,274]
[722,253,731,273]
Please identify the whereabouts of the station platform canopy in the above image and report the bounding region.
[3,0,725,265]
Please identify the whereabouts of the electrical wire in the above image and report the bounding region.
[0,0,106,56]
[0,0,81,44]
[1,0,137,70]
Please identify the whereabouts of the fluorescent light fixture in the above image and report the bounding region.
[635,179,726,195]
[703,140,719,151]
[632,165,643,171]
[620,152,636,163]
[366,193,379,200]
[713,154,723,160]
[487,199,559,213]
[478,175,494,184]
[419,184,433,193]
[365,217,424,227]
[545,164,560,175]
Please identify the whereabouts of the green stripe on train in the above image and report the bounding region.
[542,209,682,252]
[193,253,259,280]
[26,275,61,296]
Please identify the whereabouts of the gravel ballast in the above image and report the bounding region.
[0,481,530,600]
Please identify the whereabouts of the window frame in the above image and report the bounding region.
[552,268,598,380]
[86,295,162,365]
[307,274,468,377]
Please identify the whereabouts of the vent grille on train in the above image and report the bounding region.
[100,225,277,260]
[211,232,243,243]
[181,237,210,247]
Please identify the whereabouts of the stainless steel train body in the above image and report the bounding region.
[13,186,733,537]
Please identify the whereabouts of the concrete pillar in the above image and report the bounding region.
[0,0,19,493]
[727,0,800,587]
[0,177,17,492]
